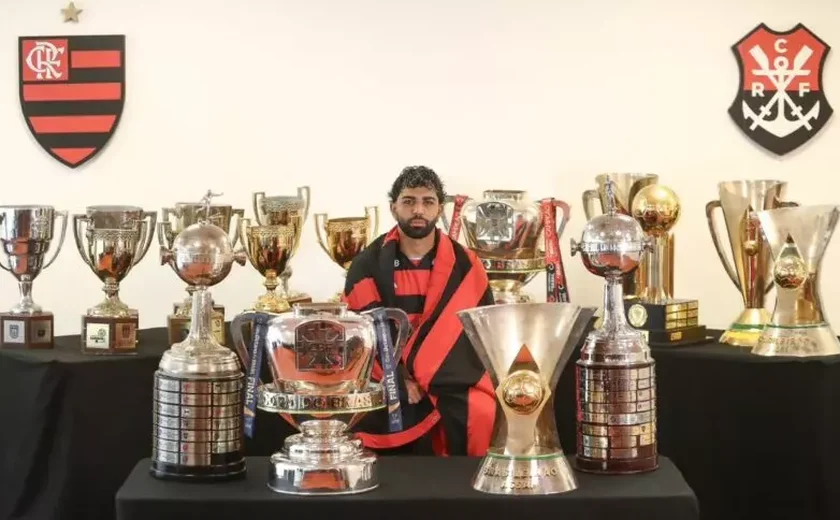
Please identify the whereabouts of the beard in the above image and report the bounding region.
[397,215,438,239]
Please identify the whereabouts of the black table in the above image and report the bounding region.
[115,455,698,520]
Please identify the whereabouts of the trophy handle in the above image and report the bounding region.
[132,211,157,266]
[298,186,311,224]
[582,189,600,221]
[230,208,245,247]
[313,213,332,260]
[382,307,411,362]
[73,214,97,275]
[230,311,264,384]
[705,200,740,289]
[237,218,256,269]
[252,192,266,226]
[158,208,177,249]
[552,199,571,237]
[365,205,380,244]
[0,214,9,273]
[42,210,68,270]
[441,195,454,233]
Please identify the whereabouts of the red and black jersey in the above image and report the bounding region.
[342,226,496,456]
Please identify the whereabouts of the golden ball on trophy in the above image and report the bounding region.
[631,185,681,237]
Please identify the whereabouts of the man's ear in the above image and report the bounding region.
[390,203,398,220]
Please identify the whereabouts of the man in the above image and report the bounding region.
[341,165,496,456]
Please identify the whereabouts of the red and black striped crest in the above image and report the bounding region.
[19,35,125,169]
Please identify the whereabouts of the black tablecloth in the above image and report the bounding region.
[115,455,698,520]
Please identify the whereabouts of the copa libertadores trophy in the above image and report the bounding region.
[570,179,658,474]
[706,180,795,347]
[314,206,379,302]
[231,302,410,495]
[751,205,840,357]
[151,191,247,481]
[457,302,595,495]
[74,206,156,354]
[0,205,67,348]
[624,185,708,346]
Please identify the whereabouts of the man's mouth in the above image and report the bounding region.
[411,220,427,227]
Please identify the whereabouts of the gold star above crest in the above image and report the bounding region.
[61,2,83,23]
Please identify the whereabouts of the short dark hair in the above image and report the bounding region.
[388,165,446,203]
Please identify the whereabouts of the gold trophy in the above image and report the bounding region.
[158,200,243,345]
[314,206,379,301]
[624,185,708,346]
[252,187,311,305]
[238,218,297,313]
[705,180,795,347]
[74,206,156,354]
[751,205,840,357]
[457,302,595,494]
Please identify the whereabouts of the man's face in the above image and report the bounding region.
[391,186,442,239]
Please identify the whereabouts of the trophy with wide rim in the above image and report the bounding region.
[314,206,379,302]
[238,218,297,313]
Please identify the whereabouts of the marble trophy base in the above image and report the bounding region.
[150,370,246,482]
[720,308,770,348]
[81,314,138,354]
[625,298,711,347]
[752,322,840,357]
[168,304,226,346]
[472,450,577,495]
[0,312,53,349]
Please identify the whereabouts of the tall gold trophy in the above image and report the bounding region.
[314,206,379,301]
[238,218,297,313]
[705,180,795,347]
[624,185,708,346]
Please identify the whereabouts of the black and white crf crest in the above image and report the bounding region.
[728,23,832,156]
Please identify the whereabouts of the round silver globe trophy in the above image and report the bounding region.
[150,190,248,481]
[570,179,659,475]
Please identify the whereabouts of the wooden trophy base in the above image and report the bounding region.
[0,312,54,349]
[624,298,712,347]
[81,315,139,355]
[286,293,312,306]
[167,305,226,346]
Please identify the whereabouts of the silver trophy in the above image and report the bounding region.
[0,205,67,348]
[151,191,248,481]
[570,179,658,474]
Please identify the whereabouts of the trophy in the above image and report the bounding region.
[231,302,410,495]
[151,190,248,481]
[570,179,658,474]
[623,185,708,346]
[238,219,297,313]
[0,206,67,349]
[252,187,311,305]
[74,206,155,354]
[460,190,571,304]
[314,206,379,301]
[751,205,840,357]
[457,302,595,495]
[582,173,665,299]
[159,200,244,345]
[705,180,794,347]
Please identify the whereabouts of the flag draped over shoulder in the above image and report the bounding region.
[342,227,496,456]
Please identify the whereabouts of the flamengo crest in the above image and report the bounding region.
[19,35,125,168]
[728,23,832,156]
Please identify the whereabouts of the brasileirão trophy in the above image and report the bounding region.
[751,205,840,357]
[314,206,379,302]
[158,199,244,345]
[706,180,795,347]
[570,179,658,474]
[457,302,595,495]
[624,185,708,346]
[0,205,67,349]
[151,190,248,481]
[74,206,156,354]
[231,302,410,495]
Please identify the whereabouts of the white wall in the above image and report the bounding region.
[1,0,839,336]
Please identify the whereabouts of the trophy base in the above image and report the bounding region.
[752,322,840,357]
[720,308,771,347]
[575,360,658,475]
[167,305,226,346]
[286,293,313,306]
[81,315,138,354]
[150,370,246,482]
[0,312,54,349]
[268,440,378,496]
[624,299,711,346]
[472,451,577,495]
[642,326,710,347]
[491,289,531,305]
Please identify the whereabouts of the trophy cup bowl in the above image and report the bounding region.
[151,204,248,482]
[461,190,558,304]
[751,205,840,357]
[252,186,312,304]
[74,206,156,353]
[457,302,595,495]
[0,205,68,349]
[314,206,379,302]
[239,218,296,313]
[705,180,793,347]
[231,302,411,495]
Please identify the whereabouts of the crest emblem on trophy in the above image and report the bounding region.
[476,202,514,243]
[728,23,832,156]
[18,35,126,168]
[295,320,347,372]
